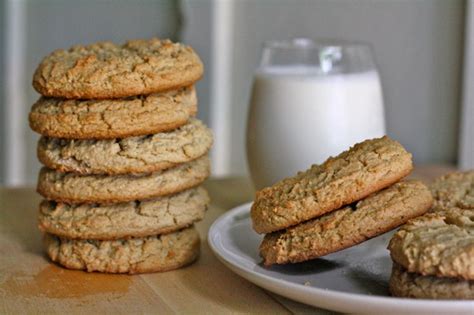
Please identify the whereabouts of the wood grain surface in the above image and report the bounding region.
[0,165,455,314]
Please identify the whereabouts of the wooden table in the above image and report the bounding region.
[0,165,455,314]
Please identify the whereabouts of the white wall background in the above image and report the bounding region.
[0,0,467,185]
[0,0,5,184]
[460,0,474,169]
[219,0,464,176]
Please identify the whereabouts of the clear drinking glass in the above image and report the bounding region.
[246,38,386,190]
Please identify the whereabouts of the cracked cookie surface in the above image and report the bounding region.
[29,86,197,139]
[389,262,474,299]
[251,136,413,234]
[38,119,213,175]
[388,209,474,280]
[260,181,432,266]
[39,187,209,239]
[44,226,200,274]
[430,171,474,213]
[33,38,203,99]
[37,155,210,204]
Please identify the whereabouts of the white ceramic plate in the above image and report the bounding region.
[208,202,474,315]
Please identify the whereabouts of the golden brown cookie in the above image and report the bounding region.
[29,87,197,139]
[37,119,213,175]
[33,38,203,99]
[260,181,432,266]
[389,262,474,300]
[37,155,210,204]
[430,171,474,212]
[388,209,474,280]
[38,187,209,240]
[44,226,200,274]
[251,136,413,234]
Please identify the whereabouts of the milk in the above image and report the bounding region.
[246,66,385,189]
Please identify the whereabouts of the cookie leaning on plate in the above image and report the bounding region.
[38,119,213,175]
[388,209,474,280]
[389,262,474,300]
[251,136,413,234]
[260,181,432,266]
[430,171,474,212]
[37,155,210,204]
[44,226,200,274]
[33,38,203,99]
[39,187,209,240]
[29,87,197,139]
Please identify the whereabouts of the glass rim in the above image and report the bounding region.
[263,37,373,50]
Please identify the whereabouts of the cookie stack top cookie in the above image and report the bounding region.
[33,38,203,99]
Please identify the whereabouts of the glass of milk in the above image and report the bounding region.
[246,38,386,190]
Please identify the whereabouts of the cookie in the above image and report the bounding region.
[388,209,474,280]
[38,187,209,240]
[251,136,413,234]
[37,119,213,175]
[29,86,197,139]
[260,181,432,266]
[430,171,474,212]
[389,262,474,300]
[44,226,200,274]
[33,38,203,99]
[37,155,210,204]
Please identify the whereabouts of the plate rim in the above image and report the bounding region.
[208,202,474,313]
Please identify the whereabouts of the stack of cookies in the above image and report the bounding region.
[251,136,433,266]
[387,171,474,299]
[28,38,213,274]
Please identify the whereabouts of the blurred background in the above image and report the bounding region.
[0,0,471,186]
